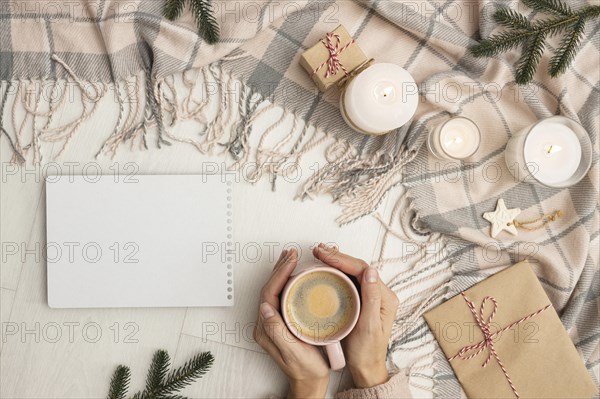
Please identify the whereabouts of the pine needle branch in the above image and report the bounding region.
[470,30,532,57]
[144,350,171,395]
[154,352,215,396]
[163,0,220,44]
[493,8,533,30]
[515,33,546,84]
[470,0,600,84]
[105,350,213,399]
[189,0,220,45]
[522,0,572,16]
[548,16,585,77]
[107,366,131,399]
[164,0,186,21]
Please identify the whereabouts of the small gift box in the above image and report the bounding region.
[424,262,597,398]
[299,25,368,91]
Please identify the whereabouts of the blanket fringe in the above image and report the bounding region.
[2,56,108,164]
[1,58,416,227]
[371,190,455,393]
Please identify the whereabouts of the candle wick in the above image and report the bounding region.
[547,145,553,154]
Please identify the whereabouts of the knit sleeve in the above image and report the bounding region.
[334,372,412,399]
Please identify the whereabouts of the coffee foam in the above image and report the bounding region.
[285,271,356,342]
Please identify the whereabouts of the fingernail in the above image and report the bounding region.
[318,243,326,249]
[273,250,288,270]
[260,302,275,319]
[365,267,378,283]
[287,248,297,258]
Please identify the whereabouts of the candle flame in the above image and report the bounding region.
[545,144,562,156]
[445,136,463,146]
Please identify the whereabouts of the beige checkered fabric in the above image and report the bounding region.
[1,0,598,395]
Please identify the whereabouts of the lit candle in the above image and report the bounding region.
[427,117,481,160]
[340,63,419,135]
[505,116,592,187]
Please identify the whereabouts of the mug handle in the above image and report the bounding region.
[325,342,345,370]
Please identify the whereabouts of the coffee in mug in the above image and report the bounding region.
[285,271,356,342]
[281,265,360,370]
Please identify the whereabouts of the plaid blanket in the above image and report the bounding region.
[1,0,598,395]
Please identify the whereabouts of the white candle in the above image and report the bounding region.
[340,63,419,135]
[428,117,481,160]
[524,122,581,185]
[505,116,592,187]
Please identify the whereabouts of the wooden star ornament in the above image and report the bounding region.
[483,199,521,238]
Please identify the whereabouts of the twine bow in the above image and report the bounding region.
[312,32,356,78]
[447,292,553,399]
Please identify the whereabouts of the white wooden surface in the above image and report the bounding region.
[0,80,425,398]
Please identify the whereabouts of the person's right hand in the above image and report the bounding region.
[313,244,400,388]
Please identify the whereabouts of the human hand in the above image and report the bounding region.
[313,244,400,388]
[254,248,330,398]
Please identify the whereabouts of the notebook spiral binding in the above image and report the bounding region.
[225,176,234,302]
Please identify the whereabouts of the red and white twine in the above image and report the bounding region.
[447,292,553,398]
[312,32,356,78]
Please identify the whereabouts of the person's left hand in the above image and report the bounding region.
[254,248,330,398]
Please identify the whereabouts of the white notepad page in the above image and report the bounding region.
[46,175,233,308]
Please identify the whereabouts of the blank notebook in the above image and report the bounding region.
[46,175,233,308]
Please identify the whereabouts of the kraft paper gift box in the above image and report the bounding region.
[424,261,598,398]
[299,25,368,91]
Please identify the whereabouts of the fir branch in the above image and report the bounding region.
[530,13,584,38]
[153,352,215,397]
[105,350,213,399]
[164,0,186,21]
[515,33,546,84]
[493,8,533,30]
[470,0,600,84]
[189,0,220,45]
[163,0,220,44]
[470,30,531,57]
[548,16,586,77]
[107,366,131,399]
[522,0,572,16]
[144,350,171,395]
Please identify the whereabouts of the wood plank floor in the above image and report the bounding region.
[0,80,428,398]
